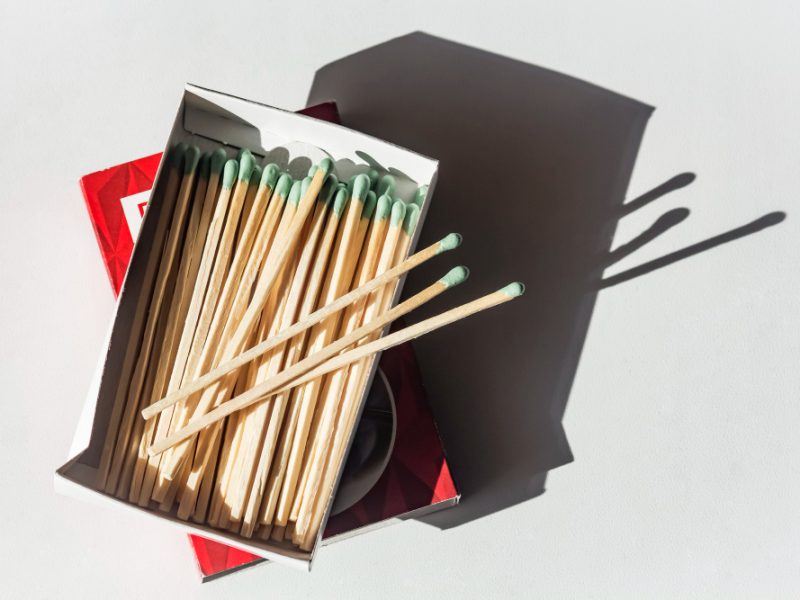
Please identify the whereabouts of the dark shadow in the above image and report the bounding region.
[309,32,654,529]
[619,172,696,216]
[605,207,691,266]
[599,211,786,288]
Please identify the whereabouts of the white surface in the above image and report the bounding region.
[1,1,798,598]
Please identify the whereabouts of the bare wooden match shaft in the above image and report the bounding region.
[272,181,372,526]
[103,145,201,492]
[257,190,349,528]
[147,272,497,456]
[165,166,328,516]
[94,144,185,489]
[141,232,462,420]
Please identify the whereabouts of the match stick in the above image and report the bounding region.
[258,186,351,529]
[288,190,379,524]
[134,152,237,502]
[290,197,406,535]
[139,229,464,421]
[148,267,474,456]
[149,153,263,493]
[206,177,308,523]
[232,178,338,536]
[170,164,329,515]
[272,174,371,526]
[126,150,215,502]
[145,155,254,503]
[103,145,201,493]
[291,192,392,526]
[151,161,281,507]
[236,161,262,246]
[94,143,186,490]
[174,171,296,517]
[295,203,423,541]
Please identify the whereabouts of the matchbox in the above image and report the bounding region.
[77,104,459,582]
[57,84,440,570]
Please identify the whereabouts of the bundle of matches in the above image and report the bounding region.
[95,142,524,551]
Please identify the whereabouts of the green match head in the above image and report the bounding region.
[184,145,201,174]
[288,180,303,206]
[249,164,262,186]
[238,150,255,181]
[319,157,334,177]
[439,265,469,288]
[377,174,395,197]
[197,152,211,178]
[437,232,463,253]
[402,203,420,236]
[169,142,188,167]
[320,174,339,204]
[333,186,349,216]
[375,193,392,221]
[352,174,371,200]
[346,175,357,195]
[362,191,377,220]
[275,173,292,199]
[222,159,239,190]
[308,164,318,178]
[390,200,406,227]
[368,168,379,190]
[301,176,313,196]
[413,184,428,208]
[209,147,227,174]
[500,282,526,297]
[261,163,280,190]
[236,148,247,161]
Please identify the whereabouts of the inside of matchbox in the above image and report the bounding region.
[62,86,437,561]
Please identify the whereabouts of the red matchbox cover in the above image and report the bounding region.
[79,102,458,580]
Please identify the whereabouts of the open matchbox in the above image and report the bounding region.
[56,84,447,571]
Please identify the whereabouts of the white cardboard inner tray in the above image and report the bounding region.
[55,84,438,570]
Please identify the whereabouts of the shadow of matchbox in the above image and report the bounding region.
[58,89,459,579]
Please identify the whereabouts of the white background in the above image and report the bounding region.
[1,1,798,598]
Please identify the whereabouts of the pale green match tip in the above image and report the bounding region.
[238,150,255,181]
[261,163,280,189]
[275,173,292,199]
[169,142,188,167]
[353,174,370,199]
[377,174,395,197]
[301,176,313,198]
[249,165,262,186]
[413,185,429,208]
[439,266,469,288]
[320,157,334,177]
[500,282,526,297]
[222,159,239,190]
[368,168,379,190]
[183,145,201,173]
[362,191,377,220]
[402,203,420,236]
[288,180,303,205]
[209,148,227,173]
[437,233,463,253]
[197,152,211,177]
[320,174,338,204]
[390,200,406,227]
[375,193,392,221]
[333,187,349,216]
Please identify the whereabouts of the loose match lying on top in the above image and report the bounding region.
[96,141,524,549]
